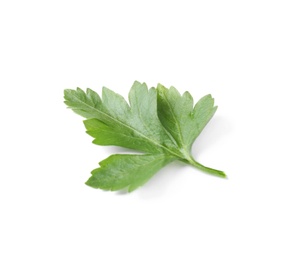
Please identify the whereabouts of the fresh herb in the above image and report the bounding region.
[64,81,225,192]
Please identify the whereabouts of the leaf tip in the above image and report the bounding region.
[132,80,145,88]
[76,87,85,93]
[63,88,73,97]
[86,87,94,94]
[127,185,137,193]
[133,80,142,85]
[101,86,108,93]
[157,82,165,88]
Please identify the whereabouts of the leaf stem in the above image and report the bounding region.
[182,156,226,178]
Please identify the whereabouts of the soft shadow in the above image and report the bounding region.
[114,116,232,197]
[103,146,143,155]
[115,162,187,197]
[191,116,233,158]
[136,161,188,199]
[116,188,129,195]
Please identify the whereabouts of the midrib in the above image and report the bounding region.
[161,91,185,147]
[73,95,182,158]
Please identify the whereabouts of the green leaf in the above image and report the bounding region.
[86,154,174,192]
[64,81,226,192]
[157,84,217,151]
[65,82,178,154]
[157,84,224,177]
[157,84,194,150]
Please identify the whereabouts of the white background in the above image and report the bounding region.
[1,0,286,259]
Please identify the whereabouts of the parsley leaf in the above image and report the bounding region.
[64,81,225,192]
[157,84,225,177]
